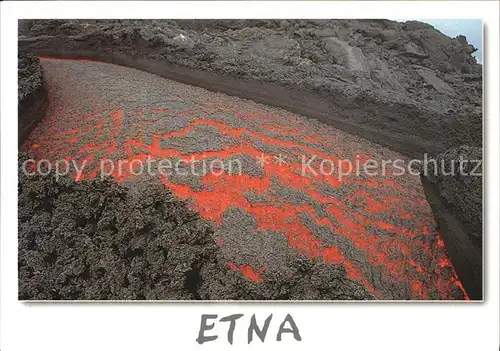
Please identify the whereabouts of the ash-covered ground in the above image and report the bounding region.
[18,19,482,300]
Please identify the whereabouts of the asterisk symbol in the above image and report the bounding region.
[256,153,270,167]
[273,153,288,166]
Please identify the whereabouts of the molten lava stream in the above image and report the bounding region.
[22,57,469,300]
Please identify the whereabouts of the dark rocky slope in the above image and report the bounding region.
[18,51,48,144]
[18,19,482,158]
[420,146,482,299]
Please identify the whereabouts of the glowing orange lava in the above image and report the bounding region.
[21,57,469,299]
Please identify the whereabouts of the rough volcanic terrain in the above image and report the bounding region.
[19,58,469,300]
[19,19,482,157]
[420,146,483,300]
[18,51,48,144]
[19,154,373,300]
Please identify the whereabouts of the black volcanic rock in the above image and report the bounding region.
[18,51,48,143]
[420,146,482,300]
[18,19,482,156]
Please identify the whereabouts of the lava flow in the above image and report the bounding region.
[21,58,468,300]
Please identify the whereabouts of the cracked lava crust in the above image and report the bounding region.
[20,58,468,300]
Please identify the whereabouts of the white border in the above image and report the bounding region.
[1,1,499,350]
